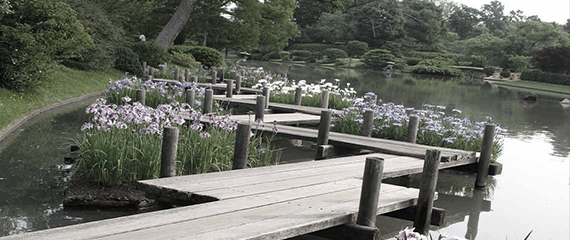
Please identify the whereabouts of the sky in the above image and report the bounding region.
[453,0,569,24]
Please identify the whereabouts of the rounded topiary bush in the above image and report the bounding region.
[290,50,313,61]
[114,46,143,76]
[362,49,395,70]
[132,41,171,67]
[405,57,422,66]
[500,70,511,78]
[323,48,348,62]
[345,40,369,57]
[171,52,200,68]
[170,45,223,68]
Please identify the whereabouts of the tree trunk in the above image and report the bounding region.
[155,0,197,50]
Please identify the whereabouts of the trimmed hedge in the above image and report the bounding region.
[286,43,346,52]
[170,45,224,68]
[520,70,570,86]
[323,48,348,62]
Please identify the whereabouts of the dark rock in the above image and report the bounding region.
[518,92,537,101]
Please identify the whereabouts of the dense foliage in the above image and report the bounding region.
[171,45,224,68]
[362,49,396,70]
[520,70,570,86]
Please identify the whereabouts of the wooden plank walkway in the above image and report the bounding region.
[252,124,476,162]
[201,113,322,125]
[3,153,429,240]
[226,98,342,115]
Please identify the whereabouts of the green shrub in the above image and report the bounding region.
[279,51,290,61]
[483,66,499,76]
[409,59,463,77]
[323,48,348,60]
[170,45,224,68]
[114,46,143,76]
[404,51,461,61]
[405,57,422,66]
[172,52,200,68]
[500,70,511,78]
[520,70,570,86]
[0,0,92,91]
[261,51,281,61]
[290,50,313,61]
[0,25,50,91]
[286,43,346,52]
[362,49,396,70]
[132,41,171,67]
[61,0,124,70]
[345,40,369,57]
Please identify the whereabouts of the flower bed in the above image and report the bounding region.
[332,92,506,159]
[77,97,279,186]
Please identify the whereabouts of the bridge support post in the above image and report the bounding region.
[236,76,242,94]
[356,157,385,227]
[321,90,330,109]
[362,110,374,137]
[407,115,419,143]
[226,80,234,98]
[185,89,195,108]
[184,69,189,82]
[136,89,146,106]
[475,124,496,188]
[192,76,198,83]
[255,96,266,122]
[262,87,270,109]
[174,68,180,81]
[232,123,251,170]
[142,61,147,74]
[160,126,179,178]
[149,67,154,80]
[211,68,217,84]
[295,87,302,105]
[203,89,213,114]
[413,149,441,235]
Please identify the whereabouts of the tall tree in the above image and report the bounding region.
[480,0,508,36]
[401,0,447,51]
[155,0,197,49]
[257,0,299,51]
[351,0,404,48]
[448,4,483,39]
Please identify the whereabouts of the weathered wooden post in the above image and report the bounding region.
[407,115,420,143]
[160,126,179,178]
[211,68,217,84]
[321,90,330,109]
[262,87,270,109]
[203,89,213,114]
[192,76,198,83]
[362,110,374,137]
[174,67,180,81]
[255,95,266,122]
[236,76,242,94]
[220,68,225,82]
[356,157,385,227]
[295,87,303,106]
[413,149,441,235]
[145,75,151,81]
[316,110,332,146]
[185,89,195,108]
[232,123,251,170]
[142,61,147,74]
[136,89,146,106]
[149,67,155,80]
[475,124,496,189]
[226,79,234,98]
[184,69,190,82]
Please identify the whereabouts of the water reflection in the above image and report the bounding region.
[0,104,135,237]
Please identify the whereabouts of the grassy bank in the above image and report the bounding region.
[0,65,123,133]
[488,80,570,99]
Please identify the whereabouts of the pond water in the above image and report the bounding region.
[0,62,568,239]
[245,61,569,240]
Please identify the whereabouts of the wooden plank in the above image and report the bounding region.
[213,94,258,100]
[138,154,421,195]
[1,179,368,240]
[89,184,418,240]
[227,98,342,115]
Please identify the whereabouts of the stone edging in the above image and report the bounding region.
[0,91,104,146]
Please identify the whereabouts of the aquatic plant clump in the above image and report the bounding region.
[105,77,205,108]
[332,92,507,159]
[78,98,279,185]
[395,227,467,240]
[252,78,357,109]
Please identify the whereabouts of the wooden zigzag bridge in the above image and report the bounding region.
[1,71,502,240]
